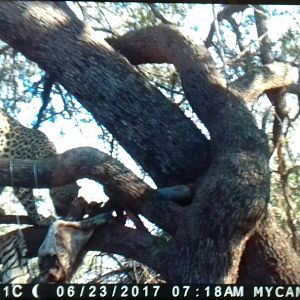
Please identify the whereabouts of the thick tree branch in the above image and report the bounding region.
[238,212,300,284]
[0,215,32,225]
[230,62,296,102]
[107,35,296,104]
[106,25,267,152]
[254,5,288,148]
[87,223,169,277]
[10,222,169,278]
[0,1,210,186]
[287,83,300,96]
[0,147,182,235]
[108,24,270,283]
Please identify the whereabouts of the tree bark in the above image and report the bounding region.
[110,24,270,283]
[0,2,299,284]
[0,147,182,235]
[106,24,300,283]
[0,1,209,187]
[238,212,300,284]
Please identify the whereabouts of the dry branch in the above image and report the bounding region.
[205,5,248,48]
[230,62,296,102]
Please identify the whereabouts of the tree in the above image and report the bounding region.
[0,2,300,283]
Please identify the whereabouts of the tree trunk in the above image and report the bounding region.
[0,2,299,283]
[0,1,209,187]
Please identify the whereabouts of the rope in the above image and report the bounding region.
[9,159,25,236]
[9,159,31,277]
[9,159,14,189]
[33,161,39,189]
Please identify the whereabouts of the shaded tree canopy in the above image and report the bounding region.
[0,2,300,284]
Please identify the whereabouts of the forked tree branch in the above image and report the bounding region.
[6,222,169,278]
[0,147,184,235]
[0,1,210,187]
[205,5,248,48]
[230,62,296,102]
[107,34,296,104]
[108,24,270,283]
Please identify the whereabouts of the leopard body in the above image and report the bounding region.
[0,108,79,224]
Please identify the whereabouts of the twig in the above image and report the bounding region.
[227,32,268,65]
[148,4,173,25]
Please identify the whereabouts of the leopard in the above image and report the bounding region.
[0,107,79,225]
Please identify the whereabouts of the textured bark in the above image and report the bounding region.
[0,147,182,235]
[230,62,295,102]
[0,1,209,187]
[107,38,296,104]
[107,25,300,283]
[10,223,169,278]
[106,25,270,283]
[238,212,300,284]
[254,5,289,147]
[0,2,298,284]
